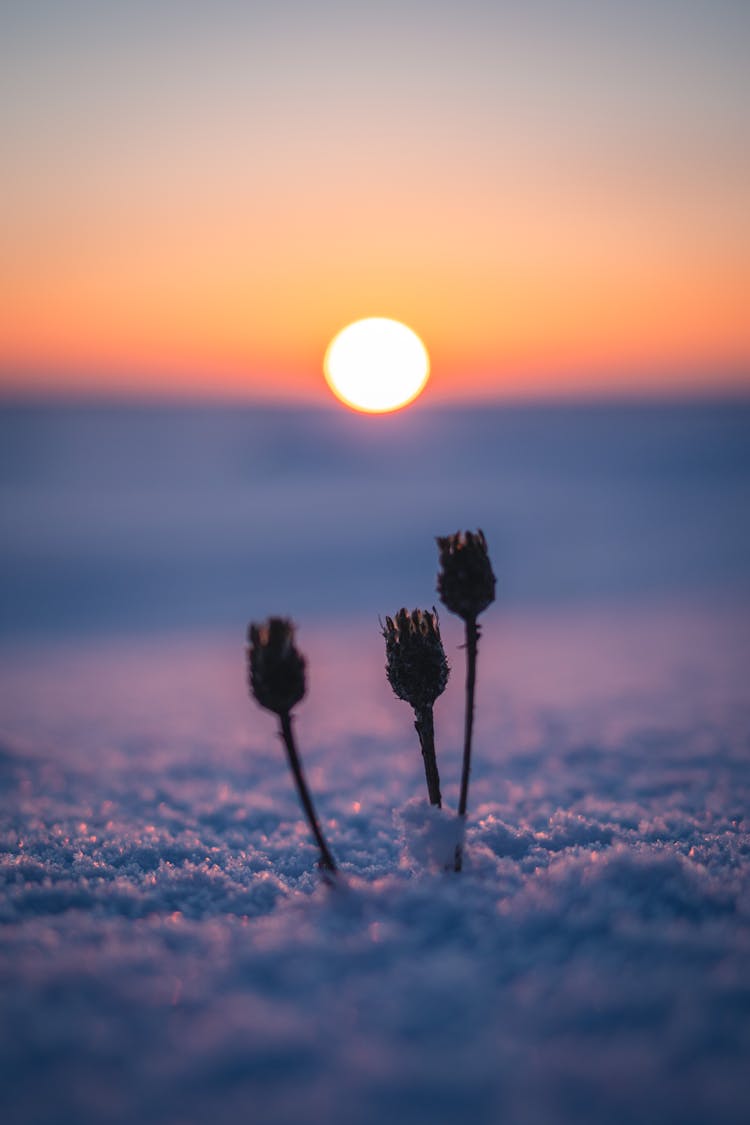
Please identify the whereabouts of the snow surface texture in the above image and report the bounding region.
[1,605,749,1125]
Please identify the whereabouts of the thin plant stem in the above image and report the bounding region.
[279,711,337,876]
[414,704,442,807]
[455,615,479,871]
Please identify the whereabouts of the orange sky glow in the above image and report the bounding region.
[1,2,748,403]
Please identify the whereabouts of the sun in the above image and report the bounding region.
[323,318,430,413]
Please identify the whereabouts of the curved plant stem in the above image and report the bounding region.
[279,711,338,876]
[414,704,442,807]
[455,615,479,871]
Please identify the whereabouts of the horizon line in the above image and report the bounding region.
[2,384,750,413]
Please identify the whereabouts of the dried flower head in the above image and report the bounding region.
[382,607,449,712]
[436,529,496,621]
[247,617,306,716]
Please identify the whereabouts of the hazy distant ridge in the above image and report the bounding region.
[1,401,749,636]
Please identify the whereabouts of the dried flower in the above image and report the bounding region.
[436,529,496,622]
[435,530,496,871]
[247,617,306,716]
[383,608,448,808]
[246,616,337,875]
[382,608,449,712]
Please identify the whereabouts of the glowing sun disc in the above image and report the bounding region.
[324,318,430,413]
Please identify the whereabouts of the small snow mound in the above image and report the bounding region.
[394,797,464,872]
[474,813,534,858]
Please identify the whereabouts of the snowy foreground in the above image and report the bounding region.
[1,604,749,1125]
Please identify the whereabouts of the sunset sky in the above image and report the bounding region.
[1,0,748,403]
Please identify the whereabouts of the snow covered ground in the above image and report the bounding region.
[2,399,749,1122]
[1,603,749,1125]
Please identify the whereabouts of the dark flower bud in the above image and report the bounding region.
[382,607,449,711]
[247,617,306,716]
[436,529,496,621]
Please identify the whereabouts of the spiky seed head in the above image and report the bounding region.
[436,529,496,621]
[382,607,449,711]
[247,617,306,716]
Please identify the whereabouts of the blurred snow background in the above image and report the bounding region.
[1,401,749,1124]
